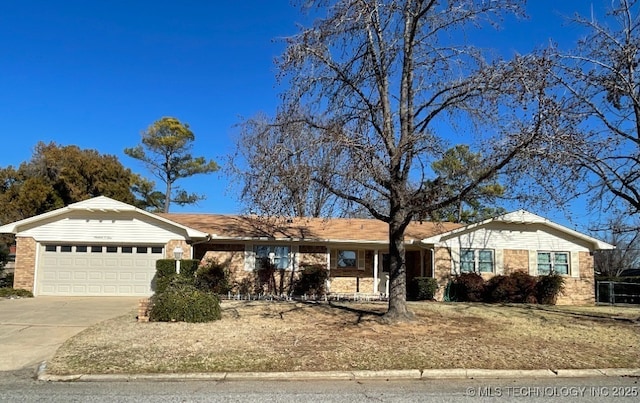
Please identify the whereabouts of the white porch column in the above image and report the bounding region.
[326,246,331,293]
[373,250,379,294]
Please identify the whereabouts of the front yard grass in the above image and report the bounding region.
[46,301,640,375]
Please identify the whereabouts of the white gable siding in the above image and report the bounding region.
[437,223,592,252]
[17,211,187,244]
[68,196,137,211]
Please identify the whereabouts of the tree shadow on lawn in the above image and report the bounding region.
[307,300,385,325]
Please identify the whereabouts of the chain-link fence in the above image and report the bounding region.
[596,281,640,305]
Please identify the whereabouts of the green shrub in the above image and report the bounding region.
[179,259,200,278]
[293,265,329,296]
[149,277,221,322]
[536,274,565,305]
[484,272,537,303]
[153,259,199,293]
[0,272,14,288]
[195,259,232,295]
[452,272,485,302]
[0,288,33,298]
[407,277,439,301]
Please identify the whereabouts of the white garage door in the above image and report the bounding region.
[37,244,164,296]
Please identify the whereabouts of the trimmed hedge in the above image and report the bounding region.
[149,277,221,323]
[153,259,199,293]
[450,271,565,305]
[407,277,438,301]
[484,272,537,303]
[451,272,485,302]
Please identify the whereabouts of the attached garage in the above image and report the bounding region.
[0,197,208,296]
[38,244,164,296]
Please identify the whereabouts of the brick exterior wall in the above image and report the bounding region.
[433,247,452,301]
[165,239,192,260]
[556,251,595,305]
[329,250,376,294]
[13,237,36,292]
[193,244,385,295]
[503,249,529,274]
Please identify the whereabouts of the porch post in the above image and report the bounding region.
[373,250,379,294]
[420,249,425,277]
[326,246,331,293]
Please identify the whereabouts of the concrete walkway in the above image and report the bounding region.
[0,297,139,371]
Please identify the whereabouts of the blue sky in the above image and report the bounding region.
[0,1,606,230]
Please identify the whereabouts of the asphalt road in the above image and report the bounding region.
[1,370,639,402]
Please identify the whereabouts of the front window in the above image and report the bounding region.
[255,245,291,270]
[460,249,494,273]
[537,252,569,275]
[337,250,357,268]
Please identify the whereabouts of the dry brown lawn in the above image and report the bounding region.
[46,301,640,375]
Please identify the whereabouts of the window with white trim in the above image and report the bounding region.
[254,245,291,270]
[460,249,494,273]
[537,252,569,275]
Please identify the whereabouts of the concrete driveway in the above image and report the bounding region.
[0,297,139,371]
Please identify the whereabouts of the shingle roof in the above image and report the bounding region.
[159,214,463,244]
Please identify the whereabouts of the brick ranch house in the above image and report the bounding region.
[0,196,614,305]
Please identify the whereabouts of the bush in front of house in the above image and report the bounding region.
[484,271,538,303]
[450,271,565,305]
[293,265,329,296]
[0,272,14,289]
[195,259,232,295]
[407,277,439,301]
[153,259,200,293]
[0,287,33,298]
[452,272,485,302]
[149,277,221,323]
[536,273,565,305]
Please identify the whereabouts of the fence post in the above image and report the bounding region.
[609,281,615,305]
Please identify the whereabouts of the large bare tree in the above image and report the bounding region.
[231,112,344,218]
[236,0,559,320]
[540,0,640,221]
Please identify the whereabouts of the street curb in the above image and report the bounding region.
[35,362,640,382]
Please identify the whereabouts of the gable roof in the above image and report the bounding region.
[420,209,615,250]
[160,213,463,245]
[0,196,208,239]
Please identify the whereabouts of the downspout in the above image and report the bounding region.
[189,234,213,260]
[429,247,435,278]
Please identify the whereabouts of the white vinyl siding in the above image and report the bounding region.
[440,223,592,253]
[18,212,187,244]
